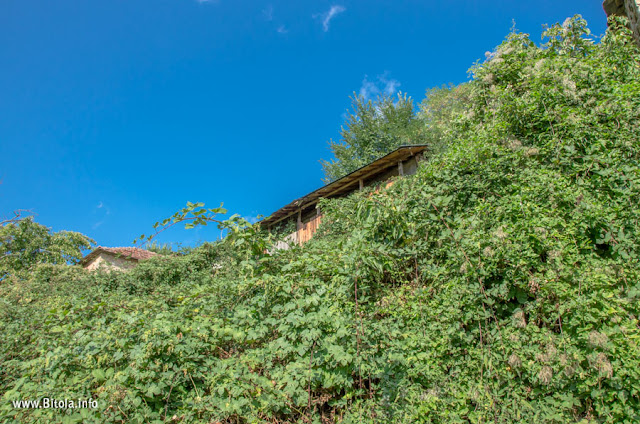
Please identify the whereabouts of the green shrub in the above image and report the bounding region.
[1,16,639,423]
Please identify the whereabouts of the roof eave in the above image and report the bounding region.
[260,144,428,227]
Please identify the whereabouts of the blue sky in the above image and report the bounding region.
[0,1,607,250]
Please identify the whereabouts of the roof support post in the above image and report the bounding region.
[260,146,428,228]
[297,209,302,230]
[359,178,364,190]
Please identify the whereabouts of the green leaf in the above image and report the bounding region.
[92,369,106,381]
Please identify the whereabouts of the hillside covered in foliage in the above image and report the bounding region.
[1,17,640,423]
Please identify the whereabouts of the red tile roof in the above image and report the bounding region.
[80,246,158,266]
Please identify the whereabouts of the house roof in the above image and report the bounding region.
[80,246,158,266]
[261,145,428,227]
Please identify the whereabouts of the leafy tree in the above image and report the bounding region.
[0,216,94,279]
[145,241,180,255]
[418,83,473,154]
[321,93,428,182]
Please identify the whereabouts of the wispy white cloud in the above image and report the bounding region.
[263,5,273,21]
[359,72,401,100]
[92,201,111,230]
[96,201,111,215]
[314,5,346,32]
[262,5,287,34]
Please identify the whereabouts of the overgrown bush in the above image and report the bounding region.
[1,16,639,423]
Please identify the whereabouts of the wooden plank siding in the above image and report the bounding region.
[262,145,429,248]
[292,178,395,245]
[261,145,428,229]
[296,213,322,245]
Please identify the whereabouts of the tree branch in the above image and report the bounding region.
[0,209,34,227]
[133,202,227,247]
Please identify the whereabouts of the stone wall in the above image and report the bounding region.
[603,0,640,46]
[84,252,138,272]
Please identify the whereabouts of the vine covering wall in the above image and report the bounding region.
[603,0,640,45]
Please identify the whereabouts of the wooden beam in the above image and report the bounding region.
[359,178,364,190]
[264,214,292,228]
[313,179,359,201]
[398,160,404,176]
[262,148,428,227]
[282,158,400,215]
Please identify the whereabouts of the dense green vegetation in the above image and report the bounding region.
[1,16,639,423]
[321,93,428,183]
[321,82,474,183]
[0,216,93,281]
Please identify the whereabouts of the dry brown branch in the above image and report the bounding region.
[0,209,34,227]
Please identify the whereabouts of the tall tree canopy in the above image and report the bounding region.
[321,86,474,183]
[321,93,428,183]
[418,83,473,154]
[0,216,94,279]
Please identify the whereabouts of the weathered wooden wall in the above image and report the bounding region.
[297,214,322,245]
[271,152,425,248]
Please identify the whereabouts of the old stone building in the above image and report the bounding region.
[81,247,157,272]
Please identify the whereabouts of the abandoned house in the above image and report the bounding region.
[80,246,157,272]
[261,145,428,246]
